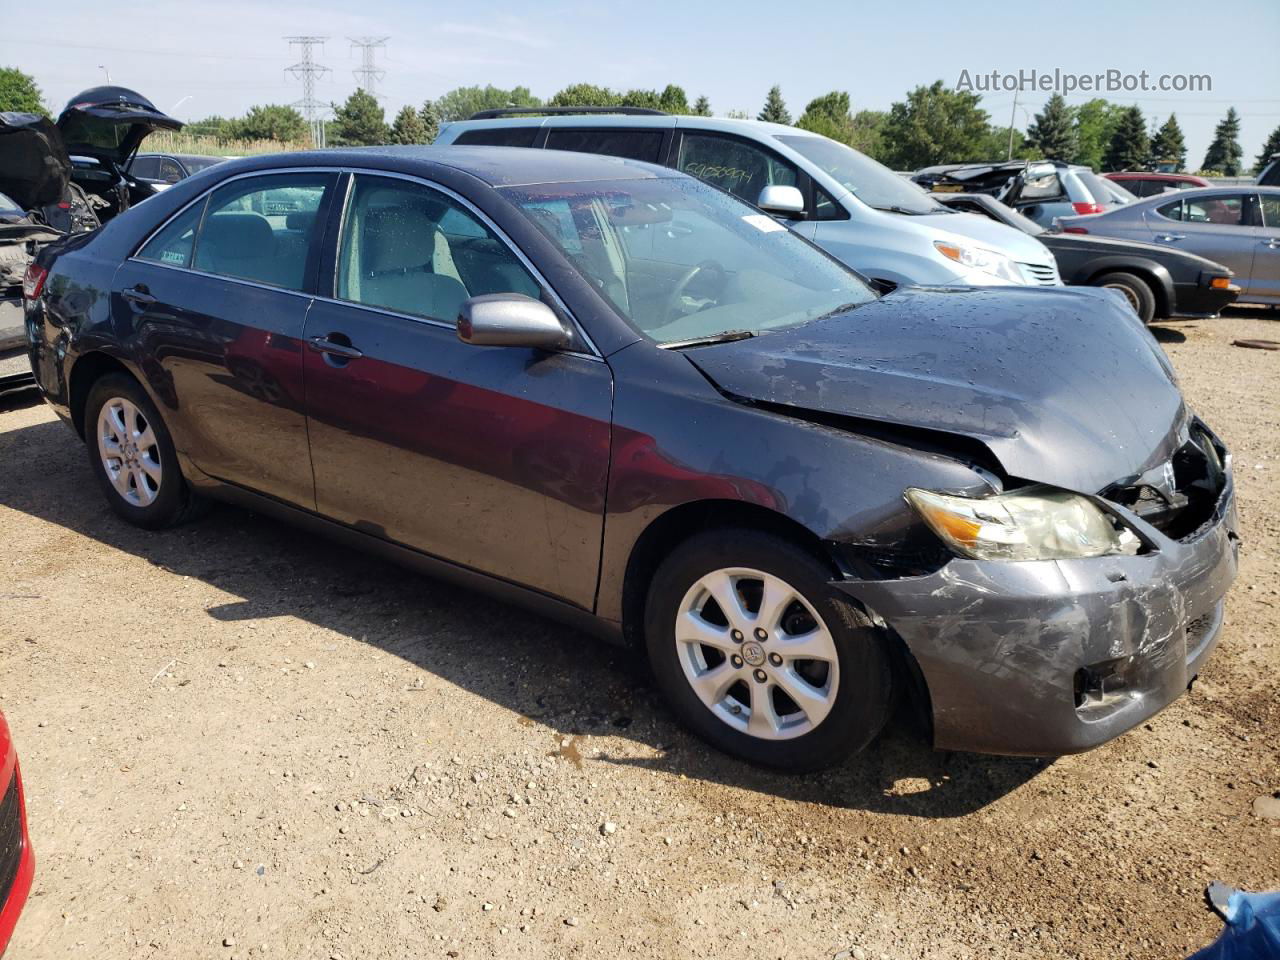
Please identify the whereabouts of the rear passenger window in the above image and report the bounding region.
[136,197,207,268]
[545,129,663,163]
[191,174,332,291]
[335,175,540,322]
[454,127,538,148]
[676,133,799,208]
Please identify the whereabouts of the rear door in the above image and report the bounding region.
[1145,192,1261,291]
[114,170,337,506]
[301,173,613,607]
[1254,193,1280,299]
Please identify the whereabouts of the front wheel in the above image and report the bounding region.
[644,529,894,771]
[84,372,203,529]
[1094,271,1157,324]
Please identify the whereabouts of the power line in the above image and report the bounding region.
[349,36,389,98]
[284,36,331,148]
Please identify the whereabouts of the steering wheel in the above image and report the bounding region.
[662,259,727,324]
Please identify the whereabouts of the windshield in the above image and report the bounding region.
[1079,170,1132,204]
[501,176,876,346]
[775,134,944,215]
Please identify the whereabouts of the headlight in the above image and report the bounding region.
[905,485,1140,561]
[933,240,1025,284]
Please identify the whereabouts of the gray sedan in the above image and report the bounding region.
[1057,186,1280,306]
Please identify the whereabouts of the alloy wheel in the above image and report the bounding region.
[674,567,839,740]
[1104,281,1142,314]
[97,397,163,508]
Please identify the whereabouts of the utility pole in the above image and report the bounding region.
[348,37,389,98]
[1006,90,1019,161]
[285,36,331,148]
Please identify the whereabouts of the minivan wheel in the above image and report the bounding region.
[644,529,894,772]
[1095,271,1156,324]
[84,373,202,529]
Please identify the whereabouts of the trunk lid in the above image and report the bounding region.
[684,285,1186,493]
[56,86,183,167]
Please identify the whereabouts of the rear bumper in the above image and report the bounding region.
[0,764,33,957]
[833,477,1239,756]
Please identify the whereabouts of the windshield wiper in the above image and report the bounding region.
[661,329,756,350]
[872,204,945,215]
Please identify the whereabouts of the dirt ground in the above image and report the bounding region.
[0,310,1277,960]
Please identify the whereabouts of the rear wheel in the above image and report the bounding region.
[84,373,203,529]
[1095,271,1157,324]
[644,529,894,771]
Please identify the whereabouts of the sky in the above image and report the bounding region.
[4,0,1279,167]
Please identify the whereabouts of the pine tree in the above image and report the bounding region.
[1149,114,1187,171]
[1256,123,1280,174]
[389,105,428,144]
[1026,94,1077,161]
[757,86,792,125]
[1102,106,1149,171]
[418,100,440,143]
[692,95,711,117]
[330,89,389,146]
[1202,107,1243,175]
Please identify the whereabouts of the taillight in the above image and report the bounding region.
[1071,202,1104,215]
[1062,226,1090,235]
[23,263,48,300]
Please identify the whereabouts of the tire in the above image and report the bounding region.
[1094,271,1157,324]
[643,529,894,772]
[84,372,204,529]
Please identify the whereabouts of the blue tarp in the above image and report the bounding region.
[1187,886,1280,960]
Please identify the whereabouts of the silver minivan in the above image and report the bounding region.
[434,110,1060,289]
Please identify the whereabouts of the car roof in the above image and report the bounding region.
[443,113,816,140]
[1108,172,1204,181]
[217,145,681,187]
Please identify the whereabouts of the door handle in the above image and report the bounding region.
[1263,238,1280,249]
[1155,233,1186,242]
[122,285,156,305]
[307,335,363,360]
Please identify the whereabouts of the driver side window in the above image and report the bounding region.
[676,133,800,210]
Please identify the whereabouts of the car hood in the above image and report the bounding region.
[916,207,1055,266]
[56,86,183,166]
[1040,231,1230,272]
[685,285,1185,494]
[0,112,72,209]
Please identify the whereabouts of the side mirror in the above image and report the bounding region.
[457,293,570,350]
[757,184,805,218]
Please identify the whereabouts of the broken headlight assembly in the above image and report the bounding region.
[905,485,1141,562]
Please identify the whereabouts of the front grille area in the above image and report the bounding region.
[1102,425,1227,541]
[1019,261,1059,286]
[0,771,22,910]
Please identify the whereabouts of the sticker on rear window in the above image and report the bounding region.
[161,251,187,265]
[742,214,786,233]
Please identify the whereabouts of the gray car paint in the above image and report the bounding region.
[1058,185,1280,305]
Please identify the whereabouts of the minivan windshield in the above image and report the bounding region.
[775,135,945,216]
[502,176,877,346]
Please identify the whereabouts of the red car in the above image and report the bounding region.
[1104,171,1211,197]
[0,710,32,955]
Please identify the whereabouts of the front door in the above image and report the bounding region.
[302,173,613,608]
[115,170,337,505]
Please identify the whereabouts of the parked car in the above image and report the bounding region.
[1257,154,1280,187]
[934,191,1238,323]
[435,108,1061,289]
[1105,171,1211,197]
[126,153,227,191]
[27,147,1237,769]
[1057,186,1280,306]
[913,159,1133,227]
[0,708,33,955]
[0,86,181,389]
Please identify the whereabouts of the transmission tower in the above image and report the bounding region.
[285,36,331,148]
[349,36,389,97]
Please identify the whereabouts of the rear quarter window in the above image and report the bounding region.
[136,197,207,268]
[453,127,539,148]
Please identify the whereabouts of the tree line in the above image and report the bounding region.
[2,65,1275,176]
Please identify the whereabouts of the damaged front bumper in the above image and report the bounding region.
[833,474,1239,757]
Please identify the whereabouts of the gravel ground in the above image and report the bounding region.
[1,310,1277,960]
